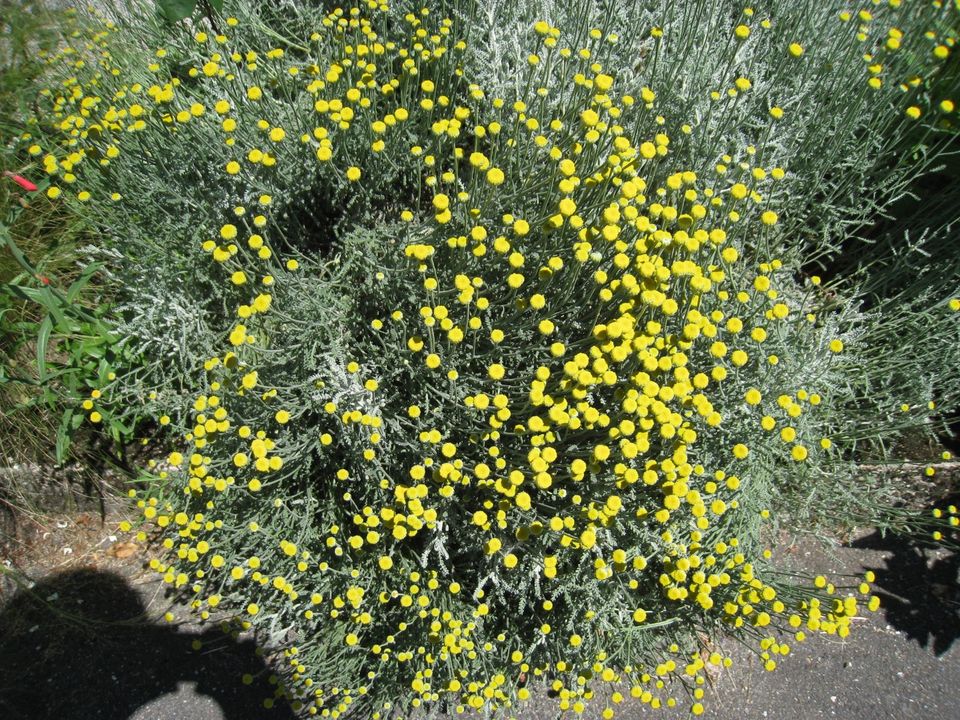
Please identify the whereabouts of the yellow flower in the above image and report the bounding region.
[488,363,505,381]
[346,166,362,182]
[594,73,613,92]
[469,151,489,169]
[220,224,237,240]
[789,42,804,57]
[229,325,247,346]
[486,167,505,185]
[253,294,272,312]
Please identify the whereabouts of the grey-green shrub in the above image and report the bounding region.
[10,0,960,716]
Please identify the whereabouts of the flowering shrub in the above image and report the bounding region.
[11,0,960,717]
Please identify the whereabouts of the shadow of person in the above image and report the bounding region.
[851,527,960,656]
[0,568,298,720]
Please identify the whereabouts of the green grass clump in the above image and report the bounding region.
[0,0,115,467]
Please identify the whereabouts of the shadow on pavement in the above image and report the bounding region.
[852,528,960,656]
[0,568,297,720]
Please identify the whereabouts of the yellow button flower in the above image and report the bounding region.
[486,167,505,185]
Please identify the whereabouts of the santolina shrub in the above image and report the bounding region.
[12,0,960,717]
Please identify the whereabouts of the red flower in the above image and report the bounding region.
[3,171,38,192]
[36,274,51,286]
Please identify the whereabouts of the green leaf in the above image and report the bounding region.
[36,315,52,382]
[158,0,198,22]
[85,343,105,360]
[207,0,224,11]
[5,284,67,327]
[5,283,45,305]
[66,262,102,303]
[56,409,74,464]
